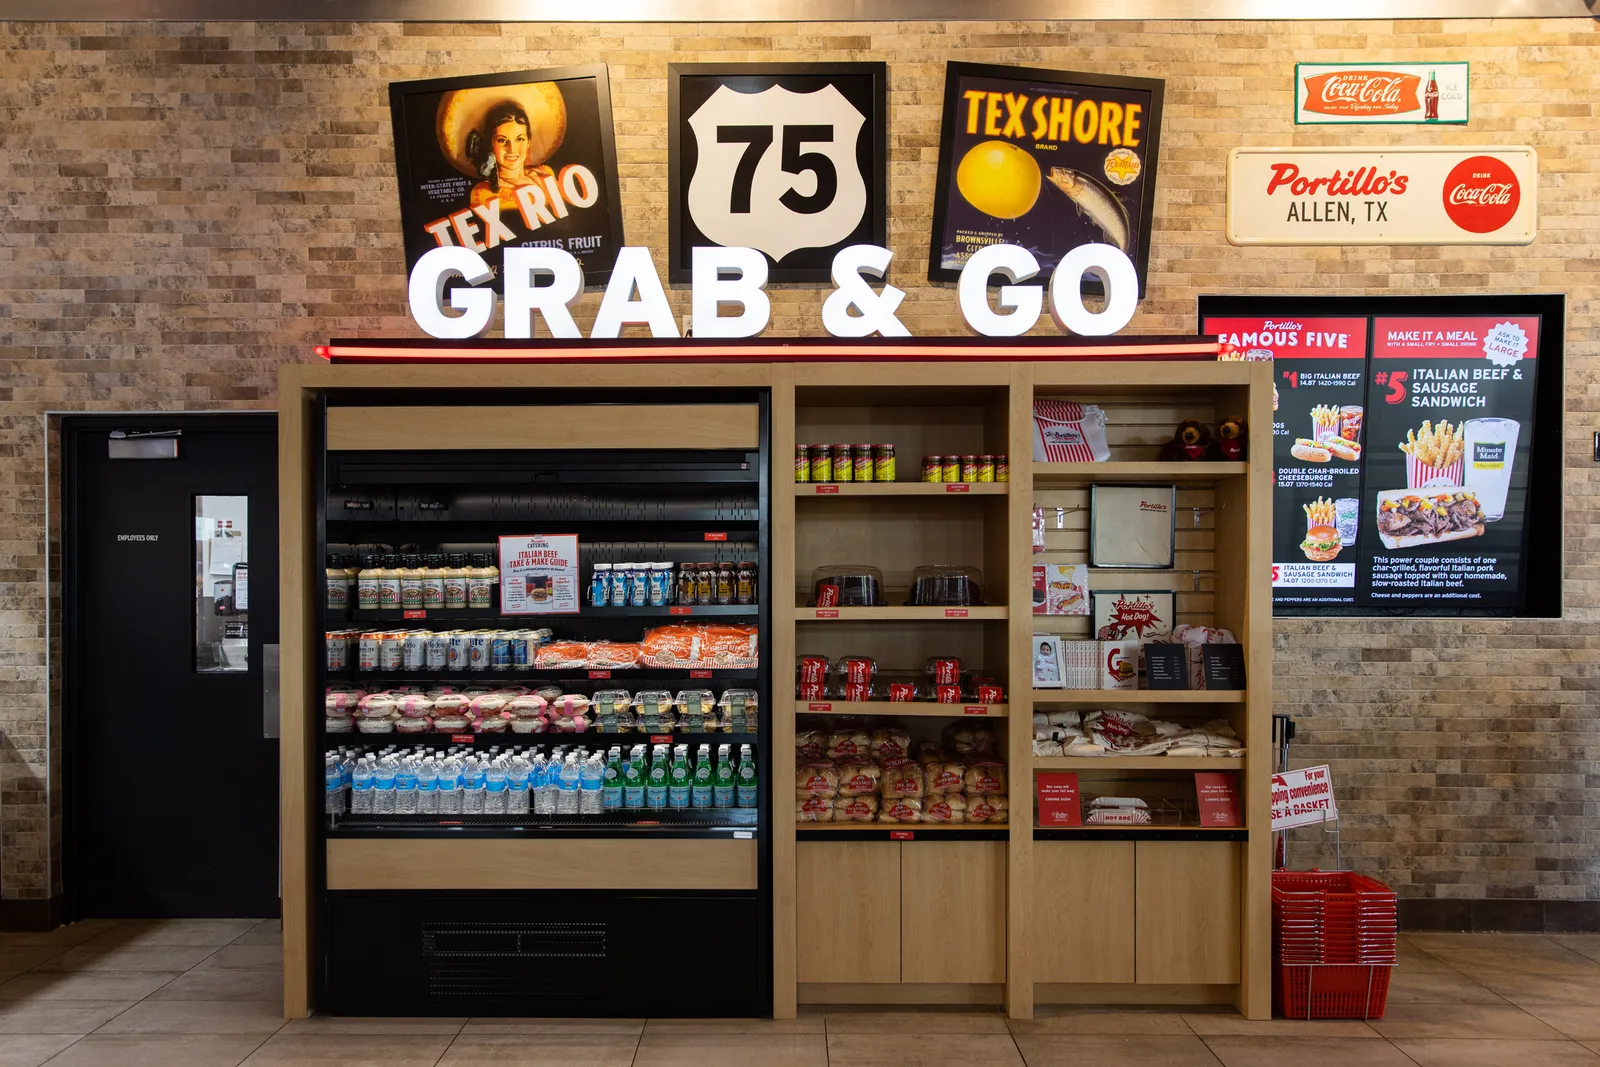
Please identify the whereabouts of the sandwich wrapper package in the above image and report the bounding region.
[1032,401,1110,463]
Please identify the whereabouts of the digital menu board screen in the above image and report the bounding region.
[1200,295,1562,618]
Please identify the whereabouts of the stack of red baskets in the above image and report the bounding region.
[1272,870,1398,1019]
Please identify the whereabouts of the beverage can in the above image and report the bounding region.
[402,632,428,671]
[491,635,513,670]
[447,632,470,670]
[794,444,810,483]
[976,454,996,482]
[357,632,381,671]
[960,454,979,482]
[873,443,896,483]
[378,633,405,672]
[922,455,942,482]
[853,444,875,483]
[809,444,833,483]
[511,634,532,670]
[468,632,491,671]
[425,633,449,670]
[942,457,962,483]
[326,631,349,671]
[995,455,1009,482]
[832,444,854,482]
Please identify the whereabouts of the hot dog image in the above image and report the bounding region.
[1375,488,1486,549]
[1290,438,1331,463]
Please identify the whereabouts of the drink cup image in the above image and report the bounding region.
[1463,417,1520,521]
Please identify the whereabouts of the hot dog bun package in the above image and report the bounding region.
[796,760,840,799]
[1032,401,1110,463]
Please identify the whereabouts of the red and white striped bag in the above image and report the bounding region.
[1031,401,1110,462]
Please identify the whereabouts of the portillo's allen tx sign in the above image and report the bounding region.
[1226,146,1537,246]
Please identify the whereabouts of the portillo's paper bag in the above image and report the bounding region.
[1031,401,1110,462]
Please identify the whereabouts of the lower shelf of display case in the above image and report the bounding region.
[796,825,1008,841]
[331,669,758,684]
[327,807,759,838]
[325,731,759,748]
[1032,756,1246,771]
[1030,689,1245,704]
[1033,827,1248,841]
[796,701,1007,718]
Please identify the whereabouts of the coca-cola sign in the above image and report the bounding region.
[1296,62,1468,125]
[1228,146,1536,246]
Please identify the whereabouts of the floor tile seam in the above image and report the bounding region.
[32,1032,90,1067]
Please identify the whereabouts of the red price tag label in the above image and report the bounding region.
[690,669,712,679]
[815,609,839,619]
[650,735,672,744]
[815,484,839,494]
[944,608,969,618]
[437,820,464,826]
[669,606,693,616]
[963,705,989,716]
[945,483,970,493]
[704,532,728,541]
[807,702,833,712]
[890,830,914,840]
[403,609,426,619]
[450,734,474,744]
[636,820,661,826]
[588,670,612,679]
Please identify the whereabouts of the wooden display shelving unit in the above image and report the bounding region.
[771,358,1271,1021]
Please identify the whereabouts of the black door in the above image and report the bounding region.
[63,414,279,920]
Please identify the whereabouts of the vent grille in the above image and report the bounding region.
[422,921,607,999]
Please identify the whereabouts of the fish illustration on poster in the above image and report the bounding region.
[928,63,1164,293]
[388,66,626,290]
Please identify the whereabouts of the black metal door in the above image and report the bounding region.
[63,414,279,919]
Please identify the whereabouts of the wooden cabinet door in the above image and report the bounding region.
[900,841,1006,984]
[796,841,902,984]
[1135,841,1241,985]
[1032,841,1136,984]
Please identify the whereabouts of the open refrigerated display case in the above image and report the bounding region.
[310,390,772,1017]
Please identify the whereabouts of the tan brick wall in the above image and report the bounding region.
[2,18,1594,903]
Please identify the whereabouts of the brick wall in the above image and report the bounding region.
[2,18,1595,907]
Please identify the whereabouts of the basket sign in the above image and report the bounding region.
[1271,764,1339,830]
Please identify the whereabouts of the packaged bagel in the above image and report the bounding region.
[967,796,1009,824]
[796,760,841,798]
[796,796,835,823]
[796,729,826,761]
[878,797,923,823]
[836,759,882,798]
[869,727,912,761]
[921,795,968,823]
[825,729,870,761]
[835,795,879,823]
[965,760,1008,796]
[880,758,925,799]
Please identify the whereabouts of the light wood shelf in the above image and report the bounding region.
[1034,461,1247,484]
[795,481,1009,496]
[795,822,1007,833]
[795,605,1008,621]
[798,701,1007,718]
[1029,689,1244,704]
[1031,756,1246,771]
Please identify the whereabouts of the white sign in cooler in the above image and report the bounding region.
[1271,764,1340,831]
[499,534,580,615]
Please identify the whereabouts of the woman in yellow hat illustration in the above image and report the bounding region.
[435,81,569,215]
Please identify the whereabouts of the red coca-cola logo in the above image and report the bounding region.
[1442,156,1520,233]
[1302,71,1421,117]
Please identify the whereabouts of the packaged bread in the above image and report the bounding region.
[964,760,1008,796]
[834,795,879,822]
[879,758,925,799]
[921,795,968,823]
[944,723,1000,760]
[912,740,943,764]
[586,640,642,669]
[923,760,967,796]
[796,760,840,798]
[796,796,835,822]
[535,641,591,670]
[869,727,912,761]
[836,759,882,798]
[640,624,759,669]
[878,798,923,823]
[966,796,1009,823]
[795,729,826,761]
[825,729,870,761]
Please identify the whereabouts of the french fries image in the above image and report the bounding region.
[1399,420,1465,468]
[1310,404,1341,443]
[1303,496,1336,528]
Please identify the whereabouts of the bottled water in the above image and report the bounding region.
[394,757,418,814]
[417,756,439,815]
[373,756,396,815]
[483,757,508,815]
[351,757,374,814]
[324,756,345,815]
[713,744,735,808]
[579,755,604,815]
[507,756,531,815]
[437,756,462,815]
[557,754,582,815]
[533,755,556,815]
[461,757,485,815]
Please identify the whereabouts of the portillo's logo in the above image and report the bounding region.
[1301,71,1421,117]
[1265,164,1410,198]
[1443,155,1521,233]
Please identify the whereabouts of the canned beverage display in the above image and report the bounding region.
[922,455,942,482]
[467,633,491,670]
[809,444,833,483]
[873,443,896,483]
[610,564,631,607]
[358,632,381,671]
[378,633,405,671]
[447,632,471,670]
[425,633,449,670]
[491,635,513,670]
[853,443,874,483]
[648,563,671,607]
[511,633,532,670]
[794,444,810,483]
[401,632,428,671]
[590,564,611,608]
[326,631,350,671]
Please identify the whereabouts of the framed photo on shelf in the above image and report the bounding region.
[667,62,888,283]
[388,65,626,289]
[1031,635,1064,688]
[1092,589,1176,642]
[1090,484,1177,568]
[927,62,1164,293]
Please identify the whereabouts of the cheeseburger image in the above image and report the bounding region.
[1300,524,1342,562]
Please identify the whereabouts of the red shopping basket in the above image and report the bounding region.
[1272,871,1397,1019]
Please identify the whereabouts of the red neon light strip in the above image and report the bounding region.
[318,341,1220,363]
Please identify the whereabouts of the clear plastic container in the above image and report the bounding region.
[809,564,884,607]
[905,565,985,606]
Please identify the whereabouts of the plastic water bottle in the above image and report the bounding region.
[324,756,345,815]
[434,756,460,814]
[394,757,418,814]
[417,756,439,815]
[483,757,508,815]
[580,755,604,815]
[461,757,485,815]
[351,757,375,814]
[373,757,397,815]
[507,756,531,815]
[557,754,582,814]
[532,755,554,815]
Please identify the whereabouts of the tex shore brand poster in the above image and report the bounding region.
[1208,317,1369,608]
[928,63,1164,292]
[389,66,626,289]
[1359,317,1539,610]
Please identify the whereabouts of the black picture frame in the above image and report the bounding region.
[927,62,1164,296]
[1091,589,1177,642]
[388,65,626,289]
[1199,293,1564,620]
[667,62,888,284]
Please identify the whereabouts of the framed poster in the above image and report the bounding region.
[498,535,580,615]
[1092,590,1176,642]
[388,66,625,290]
[668,62,888,284]
[1201,293,1564,618]
[928,62,1164,293]
[1089,484,1176,568]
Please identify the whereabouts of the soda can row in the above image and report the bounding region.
[327,628,554,673]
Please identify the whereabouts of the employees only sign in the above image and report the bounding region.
[1271,764,1339,831]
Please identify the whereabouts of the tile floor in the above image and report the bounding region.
[1,923,1599,1065]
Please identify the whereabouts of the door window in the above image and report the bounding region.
[194,495,249,672]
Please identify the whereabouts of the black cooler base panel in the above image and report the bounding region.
[324,891,768,1017]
